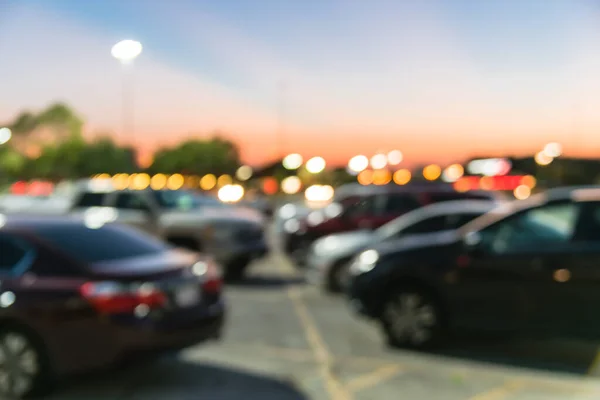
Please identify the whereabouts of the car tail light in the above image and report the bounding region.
[80,281,167,314]
[193,259,222,294]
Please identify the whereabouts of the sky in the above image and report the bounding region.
[1,0,600,166]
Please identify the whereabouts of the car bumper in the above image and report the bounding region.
[52,301,226,375]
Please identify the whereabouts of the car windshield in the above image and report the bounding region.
[32,223,170,263]
[151,190,225,210]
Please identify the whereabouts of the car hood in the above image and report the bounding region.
[371,230,461,258]
[312,230,375,259]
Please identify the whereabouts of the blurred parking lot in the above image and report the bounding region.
[44,249,600,400]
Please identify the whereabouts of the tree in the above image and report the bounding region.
[149,136,241,175]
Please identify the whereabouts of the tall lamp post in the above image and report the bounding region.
[0,127,12,190]
[111,40,143,151]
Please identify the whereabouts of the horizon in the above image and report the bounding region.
[2,0,600,166]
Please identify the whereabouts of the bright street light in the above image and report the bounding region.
[0,128,11,145]
[111,40,143,64]
[112,40,143,152]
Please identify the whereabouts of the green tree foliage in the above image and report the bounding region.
[149,136,241,175]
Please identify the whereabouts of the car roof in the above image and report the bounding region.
[334,183,503,199]
[407,200,497,217]
[0,214,93,231]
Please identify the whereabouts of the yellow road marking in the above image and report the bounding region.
[468,380,524,400]
[345,364,404,393]
[287,287,351,400]
[587,347,600,376]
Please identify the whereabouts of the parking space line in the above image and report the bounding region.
[345,364,404,393]
[587,347,600,376]
[287,287,352,400]
[468,380,525,400]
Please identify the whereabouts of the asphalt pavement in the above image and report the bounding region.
[46,251,600,400]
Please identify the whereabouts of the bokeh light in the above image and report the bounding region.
[423,164,441,181]
[150,174,167,190]
[543,142,562,158]
[167,174,184,190]
[514,184,531,200]
[305,185,334,202]
[283,153,303,170]
[132,173,150,190]
[521,175,537,188]
[373,170,392,185]
[348,155,369,173]
[441,164,464,182]
[112,173,129,190]
[236,165,253,181]
[281,176,302,194]
[357,170,374,185]
[387,150,403,166]
[263,177,279,195]
[217,174,232,187]
[218,184,244,203]
[200,174,216,190]
[393,169,411,185]
[370,154,387,169]
[0,128,12,145]
[306,157,326,174]
[535,151,553,166]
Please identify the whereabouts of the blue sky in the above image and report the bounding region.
[1,0,599,165]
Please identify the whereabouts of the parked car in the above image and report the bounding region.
[0,215,225,398]
[283,183,507,266]
[347,186,600,349]
[62,184,267,281]
[307,200,496,292]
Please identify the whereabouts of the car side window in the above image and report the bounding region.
[74,192,106,207]
[571,202,600,244]
[446,213,484,230]
[344,196,376,218]
[114,193,152,211]
[0,234,35,273]
[384,194,420,214]
[478,202,579,255]
[402,216,447,235]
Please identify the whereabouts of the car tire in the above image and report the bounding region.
[380,286,445,350]
[326,260,351,293]
[0,326,54,399]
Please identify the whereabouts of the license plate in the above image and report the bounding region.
[175,285,200,307]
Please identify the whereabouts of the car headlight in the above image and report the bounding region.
[349,249,379,275]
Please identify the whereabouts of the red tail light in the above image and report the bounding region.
[80,281,167,314]
[196,259,223,294]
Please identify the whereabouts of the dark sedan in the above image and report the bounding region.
[347,186,600,349]
[0,215,225,398]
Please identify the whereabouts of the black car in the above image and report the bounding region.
[282,183,507,267]
[0,215,224,398]
[347,186,600,349]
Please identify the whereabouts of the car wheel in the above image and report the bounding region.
[326,261,351,293]
[380,287,444,349]
[0,327,53,398]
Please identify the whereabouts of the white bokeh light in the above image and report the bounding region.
[306,157,326,173]
[348,155,369,173]
[111,40,143,63]
[370,154,387,169]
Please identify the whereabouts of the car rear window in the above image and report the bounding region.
[32,223,170,264]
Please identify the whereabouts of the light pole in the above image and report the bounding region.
[111,40,143,148]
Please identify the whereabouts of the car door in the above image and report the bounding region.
[110,192,159,235]
[545,200,600,339]
[448,200,580,333]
